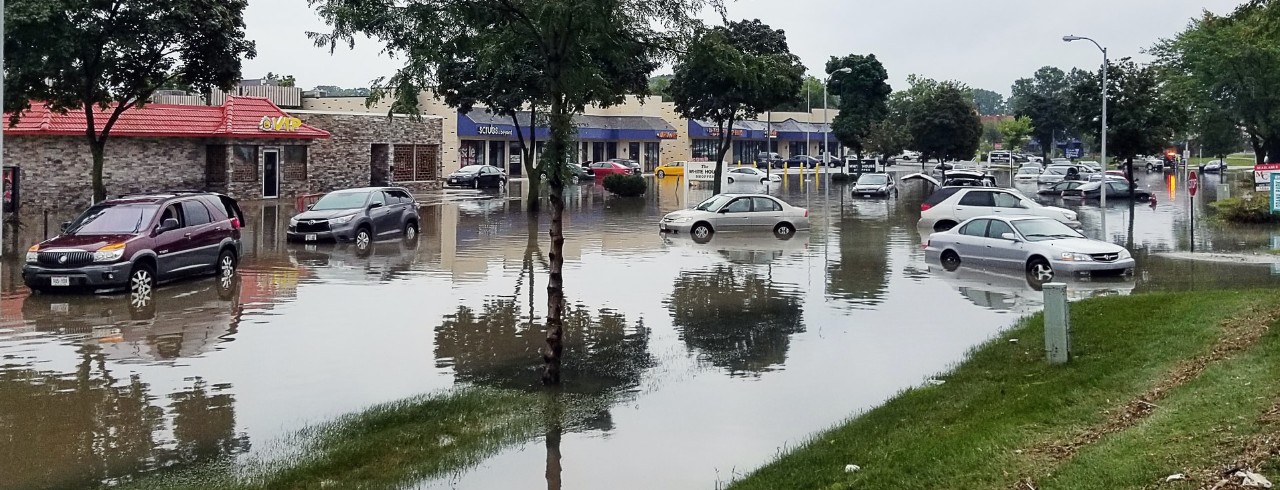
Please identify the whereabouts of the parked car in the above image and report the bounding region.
[1050,158,1071,166]
[918,187,1079,232]
[1062,181,1154,201]
[23,192,244,299]
[1038,165,1095,184]
[446,164,507,188]
[585,161,635,177]
[726,167,782,183]
[1144,157,1165,171]
[1037,180,1089,195]
[659,193,809,242]
[1201,159,1228,173]
[287,187,420,251]
[1076,161,1102,172]
[820,154,845,167]
[925,216,1134,285]
[654,161,685,178]
[608,158,642,174]
[755,152,784,168]
[851,173,896,197]
[1014,166,1042,181]
[1086,171,1129,183]
[895,151,920,161]
[781,155,821,169]
[904,171,997,188]
[542,163,592,183]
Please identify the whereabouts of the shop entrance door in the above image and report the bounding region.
[488,141,505,173]
[262,149,280,198]
[508,142,523,176]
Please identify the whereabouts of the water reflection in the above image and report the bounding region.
[931,266,1135,315]
[827,215,890,308]
[665,264,805,377]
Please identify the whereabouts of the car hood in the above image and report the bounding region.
[39,233,137,251]
[448,172,479,178]
[1040,237,1126,254]
[853,182,890,189]
[295,209,362,220]
[662,209,711,221]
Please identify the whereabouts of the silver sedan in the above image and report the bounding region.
[924,215,1134,285]
[659,193,809,242]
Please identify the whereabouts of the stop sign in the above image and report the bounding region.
[1188,171,1199,197]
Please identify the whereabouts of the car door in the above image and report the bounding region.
[382,190,409,232]
[178,199,220,274]
[713,197,754,231]
[953,190,996,221]
[991,191,1030,217]
[952,219,991,263]
[368,191,398,236]
[750,197,785,229]
[982,219,1023,267]
[153,203,189,278]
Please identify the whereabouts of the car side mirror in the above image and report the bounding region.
[307,204,314,211]
[368,202,384,209]
[1001,232,1019,241]
[60,221,71,232]
[156,218,180,234]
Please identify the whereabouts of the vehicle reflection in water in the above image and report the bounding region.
[930,265,1134,316]
[287,238,421,284]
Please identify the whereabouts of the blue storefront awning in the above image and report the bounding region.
[459,109,678,141]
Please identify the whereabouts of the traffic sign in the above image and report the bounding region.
[1188,171,1199,197]
[1271,173,1280,213]
[1066,148,1081,159]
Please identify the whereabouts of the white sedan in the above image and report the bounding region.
[726,167,782,183]
[659,193,809,242]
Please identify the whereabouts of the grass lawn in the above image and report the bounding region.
[729,290,1280,490]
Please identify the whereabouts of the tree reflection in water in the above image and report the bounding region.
[826,218,890,307]
[666,264,806,376]
[0,346,247,490]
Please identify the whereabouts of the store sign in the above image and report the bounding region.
[2,166,18,213]
[1254,163,1280,189]
[260,116,303,132]
[477,125,514,136]
[657,131,679,139]
[706,128,745,138]
[687,161,716,182]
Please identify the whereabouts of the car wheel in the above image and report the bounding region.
[128,262,156,311]
[355,227,373,251]
[941,250,961,271]
[471,179,479,189]
[216,249,237,290]
[773,222,795,239]
[404,221,418,241]
[656,170,665,178]
[933,220,958,232]
[1027,257,1055,285]
[690,222,714,243]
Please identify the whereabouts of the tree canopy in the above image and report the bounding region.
[899,76,981,162]
[1009,67,1074,160]
[1067,58,1185,166]
[827,54,891,160]
[971,88,1007,116]
[999,116,1033,152]
[5,0,257,201]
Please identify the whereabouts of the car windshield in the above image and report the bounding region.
[1017,167,1039,174]
[857,174,889,185]
[457,165,483,174]
[695,195,733,211]
[66,205,158,234]
[311,191,370,210]
[1012,219,1084,242]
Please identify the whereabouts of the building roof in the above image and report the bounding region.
[4,96,330,139]
[465,109,676,132]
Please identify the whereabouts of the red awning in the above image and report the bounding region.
[4,96,330,139]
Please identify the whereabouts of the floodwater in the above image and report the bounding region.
[0,166,1276,489]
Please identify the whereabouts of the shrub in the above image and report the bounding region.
[830,173,854,182]
[1211,195,1280,223]
[602,174,646,197]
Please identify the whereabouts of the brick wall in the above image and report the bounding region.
[291,111,443,193]
[4,136,207,209]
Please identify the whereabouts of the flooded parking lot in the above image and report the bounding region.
[1,167,1277,489]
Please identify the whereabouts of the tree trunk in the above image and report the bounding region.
[855,149,864,178]
[1267,135,1280,163]
[518,106,542,212]
[544,393,563,490]
[1125,156,1135,191]
[542,95,571,386]
[711,118,733,195]
[90,139,107,203]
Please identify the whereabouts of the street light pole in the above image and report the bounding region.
[1064,35,1108,239]
[1,0,7,257]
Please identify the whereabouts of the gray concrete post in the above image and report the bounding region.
[1043,283,1071,364]
[1218,182,1230,200]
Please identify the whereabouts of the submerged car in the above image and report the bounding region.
[654,161,685,178]
[1061,181,1154,201]
[726,167,782,183]
[851,173,897,197]
[446,164,508,188]
[925,216,1134,285]
[1037,180,1089,196]
[287,187,420,250]
[918,187,1079,232]
[904,171,997,188]
[1014,166,1042,181]
[659,193,809,242]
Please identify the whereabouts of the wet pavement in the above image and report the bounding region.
[1,166,1276,489]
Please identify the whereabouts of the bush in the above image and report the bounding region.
[1211,195,1280,223]
[830,173,854,182]
[602,174,646,197]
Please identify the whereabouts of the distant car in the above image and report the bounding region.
[925,215,1134,285]
[1201,159,1228,173]
[608,158,643,174]
[1144,157,1165,171]
[755,152,784,168]
[1086,170,1129,183]
[1037,180,1088,195]
[726,167,782,183]
[1026,156,1044,164]
[1076,161,1102,172]
[446,164,507,188]
[654,161,685,178]
[1062,181,1153,201]
[781,155,821,169]
[1038,165,1094,184]
[542,163,592,184]
[819,154,845,167]
[918,187,1079,232]
[1014,166,1042,181]
[1050,158,1071,166]
[288,187,421,251]
[851,173,896,197]
[586,161,635,177]
[659,193,810,242]
[904,171,997,188]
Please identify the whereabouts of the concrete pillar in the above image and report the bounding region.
[1043,282,1071,364]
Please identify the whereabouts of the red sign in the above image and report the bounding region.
[993,143,1003,150]
[657,131,678,139]
[1188,171,1199,197]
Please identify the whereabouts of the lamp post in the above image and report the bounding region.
[825,67,852,176]
[1063,34,1108,238]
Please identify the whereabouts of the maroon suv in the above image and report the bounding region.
[23,192,244,298]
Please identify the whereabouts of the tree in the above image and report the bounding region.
[1009,67,1073,161]
[999,116,1033,152]
[971,88,1007,116]
[265,72,297,87]
[981,120,1003,146]
[312,0,718,385]
[902,77,982,163]
[648,74,674,103]
[1197,107,1246,160]
[668,19,803,195]
[1068,58,1185,183]
[827,54,892,163]
[772,75,837,112]
[313,85,372,97]
[5,0,257,202]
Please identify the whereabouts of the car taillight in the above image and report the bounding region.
[230,217,241,230]
[921,203,933,212]
[803,209,809,217]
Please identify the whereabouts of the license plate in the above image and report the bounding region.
[50,276,70,287]
[305,244,317,251]
[50,303,69,313]
[862,193,872,197]
[305,234,317,241]
[449,179,457,183]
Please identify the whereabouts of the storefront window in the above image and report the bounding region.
[788,141,807,157]
[460,140,483,167]
[606,142,618,160]
[692,139,718,161]
[733,140,766,165]
[488,141,505,171]
[231,145,257,182]
[643,142,660,170]
[628,142,641,162]
[592,142,606,162]
[508,142,524,175]
[282,145,308,181]
[579,142,588,164]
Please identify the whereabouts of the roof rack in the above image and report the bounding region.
[116,190,206,198]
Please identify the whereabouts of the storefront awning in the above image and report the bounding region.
[688,118,832,140]
[4,97,331,139]
[460,109,677,141]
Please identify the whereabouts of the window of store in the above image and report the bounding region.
[205,145,228,185]
[788,141,807,157]
[628,142,640,162]
[592,142,606,162]
[508,141,524,175]
[393,144,440,182]
[460,140,484,166]
[488,141,505,172]
[579,142,588,164]
[282,145,308,181]
[692,139,717,161]
[606,142,618,160]
[231,145,257,182]
[733,140,766,165]
[643,142,660,170]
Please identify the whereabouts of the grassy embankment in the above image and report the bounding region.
[731,290,1280,490]
[122,387,592,490]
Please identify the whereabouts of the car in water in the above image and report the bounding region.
[1061,181,1154,201]
[1201,159,1228,173]
[586,161,636,177]
[287,187,420,251]
[1086,170,1129,183]
[925,215,1134,286]
[918,187,1079,232]
[782,155,821,169]
[904,170,997,188]
[654,161,685,178]
[23,192,244,300]
[446,164,508,188]
[608,158,643,174]
[1014,166,1042,181]
[726,167,782,183]
[1037,180,1089,196]
[658,193,809,242]
[755,152,784,168]
[851,173,897,197]
[541,163,592,184]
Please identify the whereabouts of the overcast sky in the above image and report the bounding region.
[243,0,1242,97]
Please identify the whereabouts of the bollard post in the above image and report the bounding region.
[1043,282,1071,364]
[1218,182,1230,200]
